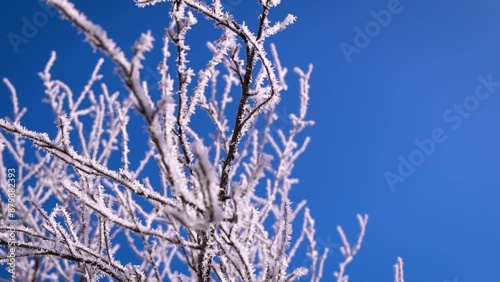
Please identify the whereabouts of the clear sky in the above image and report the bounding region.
[2,0,500,281]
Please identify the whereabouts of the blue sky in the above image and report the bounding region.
[2,0,500,281]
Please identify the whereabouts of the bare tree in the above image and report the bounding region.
[0,0,403,281]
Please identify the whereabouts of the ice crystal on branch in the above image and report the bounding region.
[0,0,404,281]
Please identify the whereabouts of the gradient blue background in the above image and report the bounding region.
[1,0,500,281]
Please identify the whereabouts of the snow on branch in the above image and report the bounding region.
[334,214,369,282]
[394,257,405,282]
[135,0,168,8]
[0,0,405,281]
[45,0,131,72]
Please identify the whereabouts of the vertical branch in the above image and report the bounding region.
[218,3,271,202]
[334,214,369,282]
[171,0,196,167]
[394,257,405,282]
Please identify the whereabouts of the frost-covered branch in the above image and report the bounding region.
[394,257,405,282]
[334,214,369,282]
[0,0,404,281]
